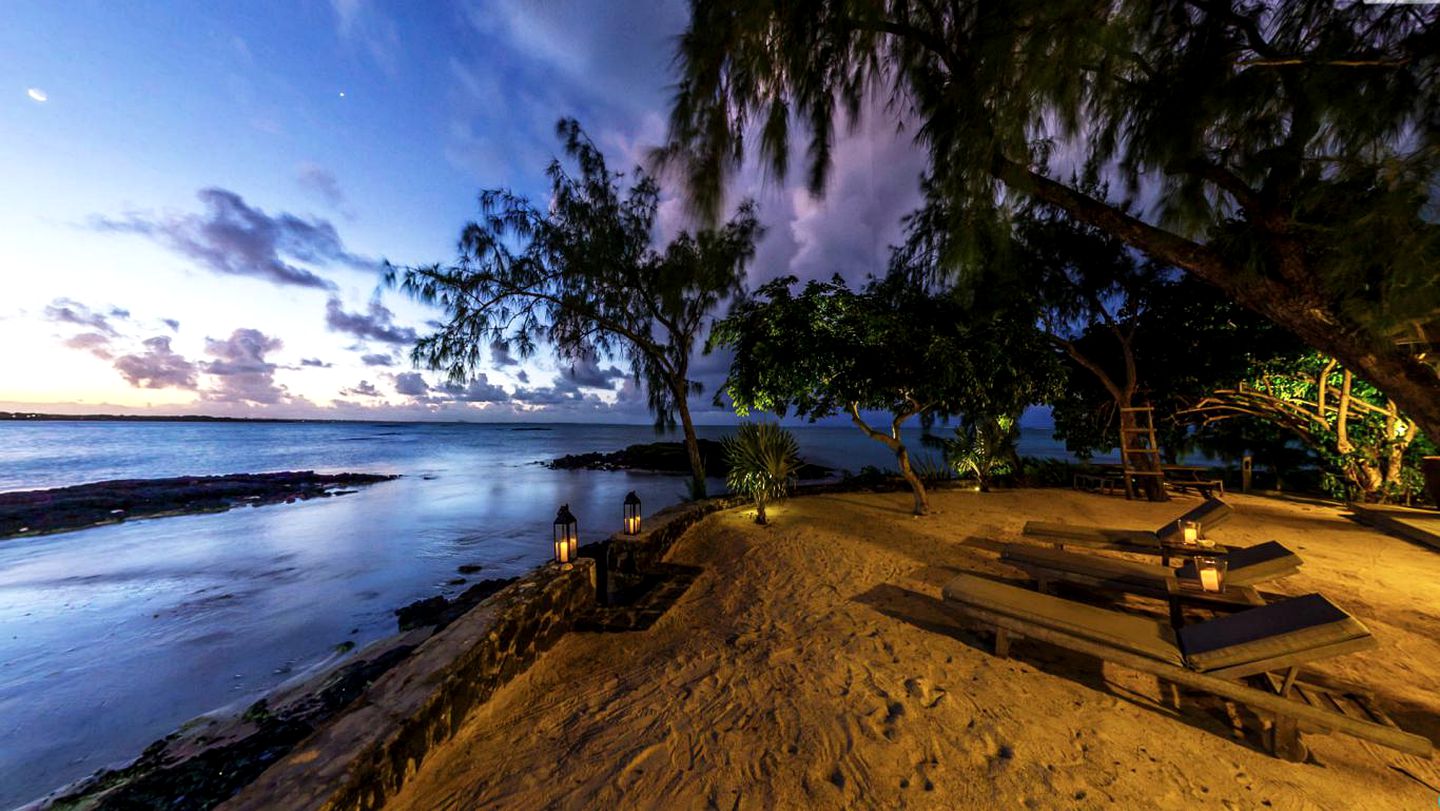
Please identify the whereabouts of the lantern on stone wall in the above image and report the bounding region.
[623,491,642,535]
[553,504,578,564]
[1194,555,1228,593]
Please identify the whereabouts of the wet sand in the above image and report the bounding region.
[386,489,1440,810]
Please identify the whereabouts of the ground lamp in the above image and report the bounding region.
[1194,555,1228,593]
[623,491,642,535]
[1179,519,1201,545]
[554,504,578,564]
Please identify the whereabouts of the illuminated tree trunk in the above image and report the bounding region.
[674,390,707,500]
[848,401,929,516]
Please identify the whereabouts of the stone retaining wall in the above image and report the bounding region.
[221,559,596,811]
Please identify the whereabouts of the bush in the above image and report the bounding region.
[723,422,802,524]
[923,414,1021,491]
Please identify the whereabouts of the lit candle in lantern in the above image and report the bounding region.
[553,504,578,565]
[1180,520,1200,546]
[1195,555,1227,593]
[623,490,642,535]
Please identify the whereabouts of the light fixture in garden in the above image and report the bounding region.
[553,504,578,564]
[623,491,641,535]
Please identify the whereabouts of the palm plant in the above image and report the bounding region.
[926,415,1021,492]
[723,422,801,525]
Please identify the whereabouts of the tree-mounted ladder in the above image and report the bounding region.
[1119,405,1165,501]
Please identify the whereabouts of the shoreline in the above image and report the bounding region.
[0,471,397,540]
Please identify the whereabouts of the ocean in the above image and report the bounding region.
[0,419,1089,807]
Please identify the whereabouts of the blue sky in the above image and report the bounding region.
[2,1,1046,426]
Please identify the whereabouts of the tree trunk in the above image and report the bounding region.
[754,498,768,525]
[996,156,1440,446]
[674,393,707,499]
[896,445,931,515]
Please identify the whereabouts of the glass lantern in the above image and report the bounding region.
[623,491,642,535]
[553,504,578,564]
[1194,555,1227,593]
[1179,519,1201,546]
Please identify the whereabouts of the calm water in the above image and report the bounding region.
[0,420,1079,807]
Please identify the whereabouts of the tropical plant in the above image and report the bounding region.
[723,422,802,524]
[388,119,760,499]
[925,414,1021,492]
[660,1,1440,449]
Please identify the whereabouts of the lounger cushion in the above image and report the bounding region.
[942,574,1183,667]
[1020,521,1161,549]
[1001,544,1176,593]
[1175,540,1302,587]
[1154,498,1232,543]
[1177,594,1369,672]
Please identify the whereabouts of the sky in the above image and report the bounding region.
[0,1,957,425]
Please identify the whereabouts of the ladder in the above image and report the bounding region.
[1119,405,1165,501]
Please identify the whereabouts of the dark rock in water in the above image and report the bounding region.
[394,596,449,631]
[0,471,397,540]
[547,439,832,479]
[447,577,467,586]
[457,563,484,574]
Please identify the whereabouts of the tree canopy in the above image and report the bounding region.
[388,119,761,497]
[661,0,1440,445]
[710,272,1059,513]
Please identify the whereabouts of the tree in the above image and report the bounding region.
[923,414,1021,493]
[660,1,1440,446]
[1178,353,1424,502]
[389,120,761,498]
[710,273,1058,514]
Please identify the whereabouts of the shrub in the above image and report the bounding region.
[924,414,1021,492]
[723,422,801,524]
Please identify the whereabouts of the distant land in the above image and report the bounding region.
[0,411,345,424]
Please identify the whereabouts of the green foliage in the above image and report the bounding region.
[924,414,1020,491]
[388,119,761,497]
[1017,457,1089,489]
[662,0,1440,447]
[722,422,801,524]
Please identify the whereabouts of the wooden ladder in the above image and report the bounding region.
[1119,405,1164,501]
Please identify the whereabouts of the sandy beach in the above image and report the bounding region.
[385,488,1440,810]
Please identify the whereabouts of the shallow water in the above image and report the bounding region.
[0,420,1084,807]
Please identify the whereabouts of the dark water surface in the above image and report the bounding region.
[0,420,1079,807]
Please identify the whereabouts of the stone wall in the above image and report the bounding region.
[221,559,596,811]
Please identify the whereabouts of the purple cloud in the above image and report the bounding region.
[438,374,508,402]
[64,332,114,359]
[325,296,418,345]
[296,163,346,209]
[113,336,199,390]
[201,328,286,404]
[560,354,625,389]
[361,353,395,367]
[341,380,382,398]
[392,372,430,396]
[300,357,333,368]
[92,188,375,290]
[43,298,126,336]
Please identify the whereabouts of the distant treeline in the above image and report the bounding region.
[0,411,314,423]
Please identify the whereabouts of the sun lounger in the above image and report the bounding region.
[1022,497,1233,558]
[941,574,1433,760]
[999,540,1302,615]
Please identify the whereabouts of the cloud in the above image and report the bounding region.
[325,296,418,345]
[330,0,400,75]
[341,380,382,397]
[300,357,333,368]
[64,332,114,359]
[560,354,625,389]
[92,188,376,290]
[27,88,47,103]
[113,336,199,390]
[201,328,286,404]
[162,318,180,332]
[297,163,348,211]
[43,298,127,336]
[490,341,518,367]
[392,372,429,396]
[438,374,509,403]
[516,369,530,384]
[361,353,395,366]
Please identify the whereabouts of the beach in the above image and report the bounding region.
[385,488,1440,810]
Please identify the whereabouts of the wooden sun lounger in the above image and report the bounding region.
[1022,497,1233,558]
[941,574,1433,761]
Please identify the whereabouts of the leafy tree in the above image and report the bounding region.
[661,1,1440,447]
[1179,353,1426,502]
[723,421,802,524]
[710,273,1059,515]
[388,119,761,498]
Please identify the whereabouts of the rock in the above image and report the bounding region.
[457,564,484,574]
[395,596,449,631]
[546,439,832,479]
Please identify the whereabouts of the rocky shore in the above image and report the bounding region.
[0,471,397,540]
[546,439,833,479]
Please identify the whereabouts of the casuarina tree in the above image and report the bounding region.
[660,1,1440,447]
[389,119,761,498]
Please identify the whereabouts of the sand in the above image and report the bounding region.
[386,489,1440,810]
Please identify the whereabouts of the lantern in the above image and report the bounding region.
[623,491,642,535]
[1194,555,1227,593]
[1179,519,1201,546]
[553,504,578,564]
